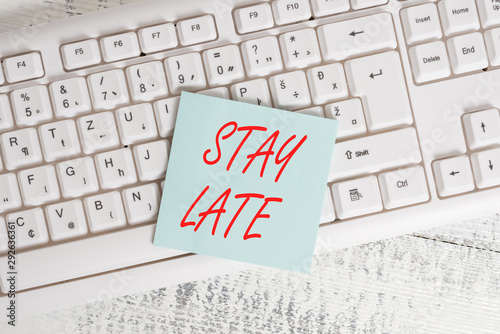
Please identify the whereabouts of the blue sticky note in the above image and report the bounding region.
[154,92,337,273]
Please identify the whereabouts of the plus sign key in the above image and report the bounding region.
[279,28,321,70]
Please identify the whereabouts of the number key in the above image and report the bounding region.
[11,85,53,127]
[203,45,245,86]
[164,53,206,94]
[49,77,92,118]
[126,61,168,102]
[87,69,130,111]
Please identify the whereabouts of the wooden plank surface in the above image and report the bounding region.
[0,1,499,332]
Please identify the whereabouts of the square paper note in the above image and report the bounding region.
[154,92,337,272]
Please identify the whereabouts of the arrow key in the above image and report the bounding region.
[471,148,500,189]
[463,108,500,150]
[433,155,474,197]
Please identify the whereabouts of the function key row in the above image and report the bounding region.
[234,0,388,34]
[61,15,217,70]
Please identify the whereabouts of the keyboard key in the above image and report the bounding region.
[317,13,397,61]
[310,0,349,17]
[0,95,14,132]
[197,87,230,99]
[77,112,120,154]
[331,175,383,219]
[433,155,475,197]
[471,148,500,189]
[122,183,161,225]
[409,41,451,83]
[0,66,4,85]
[241,36,283,78]
[154,96,179,137]
[134,140,170,182]
[11,85,53,127]
[231,79,273,107]
[438,0,480,36]
[307,63,348,105]
[329,128,421,182]
[279,28,321,70]
[0,128,43,170]
[0,173,22,213]
[345,51,413,131]
[126,61,168,102]
[378,166,429,209]
[6,208,49,249]
[84,192,127,233]
[18,165,60,206]
[61,39,101,70]
[165,53,206,94]
[39,120,81,161]
[401,3,442,45]
[138,23,178,53]
[87,69,130,111]
[234,3,274,34]
[101,32,141,62]
[477,0,500,29]
[3,52,44,83]
[272,0,311,25]
[320,187,336,223]
[49,77,92,118]
[463,108,500,150]
[485,28,500,66]
[447,32,488,74]
[116,103,158,145]
[177,15,217,46]
[325,99,366,139]
[57,157,99,198]
[45,200,88,241]
[134,140,169,181]
[203,45,245,86]
[269,70,311,110]
[95,148,137,190]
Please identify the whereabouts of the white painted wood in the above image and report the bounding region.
[0,1,499,332]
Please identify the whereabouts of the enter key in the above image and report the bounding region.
[345,51,413,132]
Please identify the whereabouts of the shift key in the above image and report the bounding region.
[329,127,421,182]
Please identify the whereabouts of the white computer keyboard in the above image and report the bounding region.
[2,0,500,316]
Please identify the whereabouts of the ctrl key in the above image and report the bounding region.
[331,175,383,219]
[379,166,429,209]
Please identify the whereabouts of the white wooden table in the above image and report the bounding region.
[0,1,499,332]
